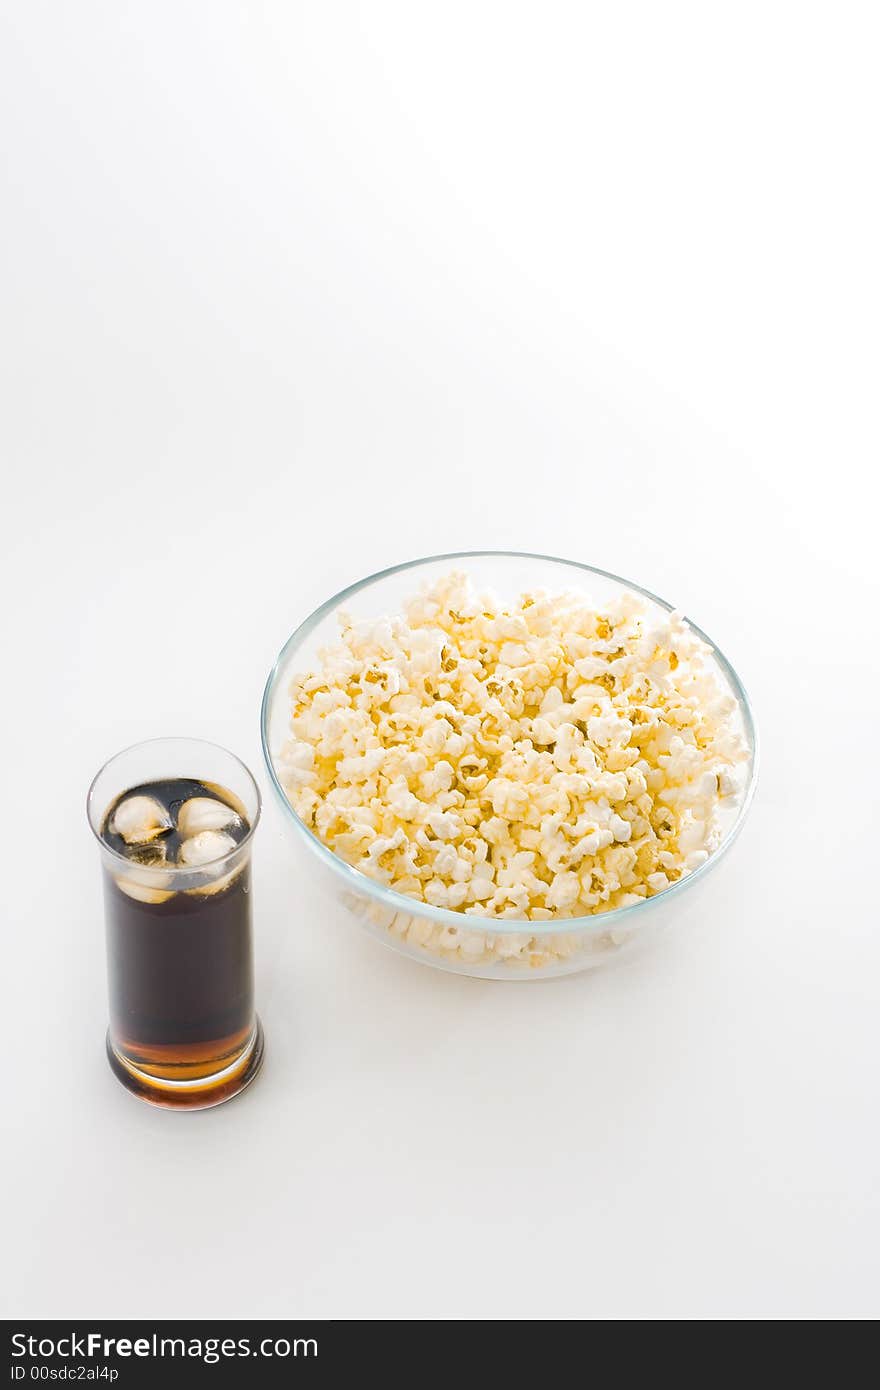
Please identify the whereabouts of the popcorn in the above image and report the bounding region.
[279,572,749,964]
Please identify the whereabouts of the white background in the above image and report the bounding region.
[2,1,878,1320]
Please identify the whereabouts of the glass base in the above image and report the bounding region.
[106,1016,265,1110]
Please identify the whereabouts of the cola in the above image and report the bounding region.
[100,777,261,1106]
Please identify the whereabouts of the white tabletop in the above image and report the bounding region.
[3,3,878,1321]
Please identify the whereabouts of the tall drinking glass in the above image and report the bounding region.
[87,738,264,1109]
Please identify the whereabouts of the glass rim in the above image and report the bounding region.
[86,736,262,874]
[260,550,760,937]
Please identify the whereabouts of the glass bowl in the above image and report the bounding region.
[261,552,758,979]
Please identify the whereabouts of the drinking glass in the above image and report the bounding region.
[87,738,264,1109]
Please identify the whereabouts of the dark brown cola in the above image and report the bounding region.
[101,778,259,1104]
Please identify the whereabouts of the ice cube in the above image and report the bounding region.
[177,829,237,868]
[113,839,173,902]
[128,841,168,867]
[114,875,175,905]
[110,794,172,845]
[176,797,241,838]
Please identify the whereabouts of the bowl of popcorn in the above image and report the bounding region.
[261,553,758,978]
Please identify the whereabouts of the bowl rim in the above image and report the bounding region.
[260,550,759,937]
